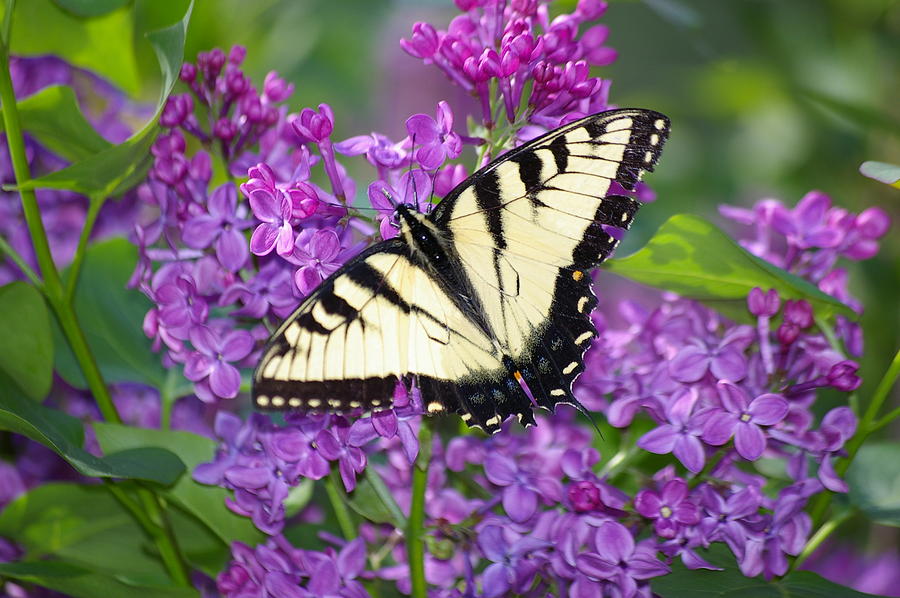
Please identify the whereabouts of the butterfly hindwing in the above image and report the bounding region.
[253,108,670,433]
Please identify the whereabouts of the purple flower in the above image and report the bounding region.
[634,478,701,539]
[184,325,254,400]
[182,183,251,271]
[349,401,420,464]
[484,452,562,523]
[702,381,789,460]
[292,104,335,143]
[302,539,370,598]
[575,521,669,598]
[747,287,780,317]
[478,526,549,598]
[405,101,462,170]
[668,325,754,383]
[568,481,603,513]
[637,388,708,473]
[316,422,367,492]
[248,182,295,257]
[771,191,843,250]
[288,228,347,295]
[698,484,762,559]
[153,272,208,337]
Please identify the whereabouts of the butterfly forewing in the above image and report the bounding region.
[253,108,670,432]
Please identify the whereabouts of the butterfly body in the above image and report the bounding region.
[254,109,670,433]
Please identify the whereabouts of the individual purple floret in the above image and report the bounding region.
[634,478,701,539]
[701,381,789,461]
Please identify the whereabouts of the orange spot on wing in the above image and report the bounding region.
[572,270,584,281]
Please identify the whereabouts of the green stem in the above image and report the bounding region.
[870,404,900,434]
[104,480,156,532]
[690,445,731,488]
[0,47,62,301]
[847,346,900,466]
[790,508,855,572]
[0,234,43,290]
[65,195,104,305]
[325,470,357,539]
[407,423,431,598]
[0,22,121,425]
[106,481,190,587]
[136,486,191,587]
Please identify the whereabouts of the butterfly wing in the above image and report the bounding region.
[429,108,670,425]
[254,108,670,433]
[253,239,514,418]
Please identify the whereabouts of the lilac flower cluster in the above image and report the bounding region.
[720,190,889,356]
[401,0,616,134]
[132,46,302,403]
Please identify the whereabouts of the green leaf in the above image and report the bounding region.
[0,483,167,578]
[343,474,406,528]
[0,282,53,400]
[652,546,890,597]
[51,0,131,18]
[0,85,112,162]
[847,442,900,526]
[53,238,166,389]
[93,423,264,548]
[19,1,193,197]
[0,377,183,484]
[860,161,900,188]
[605,214,855,323]
[8,0,139,95]
[0,561,198,598]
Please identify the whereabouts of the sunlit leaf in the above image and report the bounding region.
[7,0,139,95]
[18,1,193,196]
[605,214,855,323]
[51,0,130,18]
[860,161,900,189]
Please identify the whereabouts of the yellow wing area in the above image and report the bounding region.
[253,241,504,416]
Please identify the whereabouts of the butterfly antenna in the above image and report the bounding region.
[407,131,422,213]
[571,396,604,439]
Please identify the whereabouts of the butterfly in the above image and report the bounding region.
[253,108,670,433]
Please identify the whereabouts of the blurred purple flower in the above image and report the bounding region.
[478,526,549,598]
